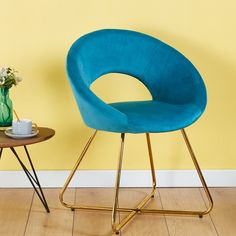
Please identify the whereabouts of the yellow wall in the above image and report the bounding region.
[0,0,235,170]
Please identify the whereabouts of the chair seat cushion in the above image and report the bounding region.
[109,100,202,133]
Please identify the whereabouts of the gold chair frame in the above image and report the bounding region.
[59,129,213,234]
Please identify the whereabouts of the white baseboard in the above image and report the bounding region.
[0,170,235,188]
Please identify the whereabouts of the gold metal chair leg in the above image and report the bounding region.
[140,129,213,217]
[59,130,98,209]
[59,130,149,214]
[112,133,125,233]
[111,133,158,233]
[60,129,213,233]
[181,128,213,216]
[146,133,157,194]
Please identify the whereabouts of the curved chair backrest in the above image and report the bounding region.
[67,29,207,130]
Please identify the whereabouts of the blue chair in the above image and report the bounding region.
[60,29,213,233]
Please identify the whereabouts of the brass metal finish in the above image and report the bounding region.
[59,130,97,208]
[146,133,157,190]
[59,129,213,233]
[112,133,125,232]
[181,129,213,215]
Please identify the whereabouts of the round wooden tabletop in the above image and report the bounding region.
[0,127,55,148]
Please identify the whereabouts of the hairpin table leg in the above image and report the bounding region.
[10,146,50,213]
[0,148,3,159]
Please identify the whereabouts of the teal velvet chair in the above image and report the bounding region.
[60,29,213,234]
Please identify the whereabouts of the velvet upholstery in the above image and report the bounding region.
[66,29,207,133]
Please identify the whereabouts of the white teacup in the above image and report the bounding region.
[12,119,37,135]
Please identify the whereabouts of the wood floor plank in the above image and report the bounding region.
[25,188,75,236]
[73,188,117,236]
[159,188,218,236]
[1,188,235,236]
[201,188,236,236]
[119,188,169,236]
[0,188,33,236]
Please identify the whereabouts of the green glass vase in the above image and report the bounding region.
[0,87,13,127]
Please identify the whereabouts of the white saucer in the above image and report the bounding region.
[5,128,39,139]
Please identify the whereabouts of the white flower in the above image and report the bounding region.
[0,66,22,88]
[0,67,7,77]
[0,77,5,85]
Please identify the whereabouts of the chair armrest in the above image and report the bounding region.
[70,79,128,132]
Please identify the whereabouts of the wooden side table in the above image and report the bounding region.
[0,127,55,213]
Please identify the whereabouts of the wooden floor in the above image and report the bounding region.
[0,188,235,236]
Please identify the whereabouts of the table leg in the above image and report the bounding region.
[10,146,50,213]
[0,148,3,159]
